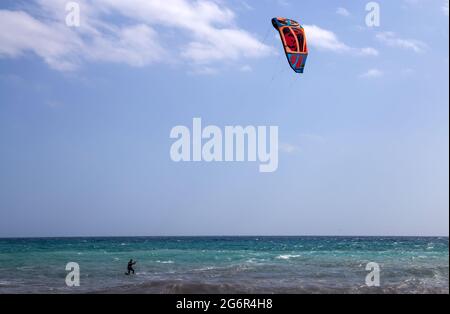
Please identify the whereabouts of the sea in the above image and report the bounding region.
[0,237,448,294]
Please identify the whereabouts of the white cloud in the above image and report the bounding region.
[336,7,350,17]
[0,0,272,72]
[304,25,347,52]
[359,47,380,57]
[181,28,270,64]
[0,9,165,71]
[376,32,428,53]
[360,68,383,79]
[86,24,165,67]
[304,25,379,56]
[0,10,81,71]
[96,0,272,64]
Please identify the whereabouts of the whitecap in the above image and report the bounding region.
[246,258,259,264]
[276,254,301,260]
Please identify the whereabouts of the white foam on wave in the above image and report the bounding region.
[276,254,301,260]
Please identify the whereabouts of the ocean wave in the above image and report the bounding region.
[245,258,267,264]
[16,266,35,271]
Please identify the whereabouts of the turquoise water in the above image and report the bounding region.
[0,237,448,294]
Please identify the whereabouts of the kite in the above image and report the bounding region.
[272,17,308,74]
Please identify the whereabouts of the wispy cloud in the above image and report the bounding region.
[304,25,379,56]
[240,1,254,11]
[336,7,350,17]
[359,68,384,79]
[279,143,300,154]
[0,0,272,72]
[376,32,428,53]
[0,5,165,71]
[277,0,290,7]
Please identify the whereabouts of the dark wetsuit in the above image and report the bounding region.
[127,261,136,275]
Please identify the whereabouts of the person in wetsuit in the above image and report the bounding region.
[126,259,137,275]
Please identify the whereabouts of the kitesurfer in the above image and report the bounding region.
[126,259,137,275]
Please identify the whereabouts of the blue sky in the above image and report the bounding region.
[0,0,448,237]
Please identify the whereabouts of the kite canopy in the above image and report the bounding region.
[272,17,308,74]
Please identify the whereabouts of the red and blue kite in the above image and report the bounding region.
[272,17,308,74]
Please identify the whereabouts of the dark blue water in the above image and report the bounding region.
[0,237,448,293]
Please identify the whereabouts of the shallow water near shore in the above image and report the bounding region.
[0,237,448,294]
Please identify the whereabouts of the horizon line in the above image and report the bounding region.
[0,234,448,240]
